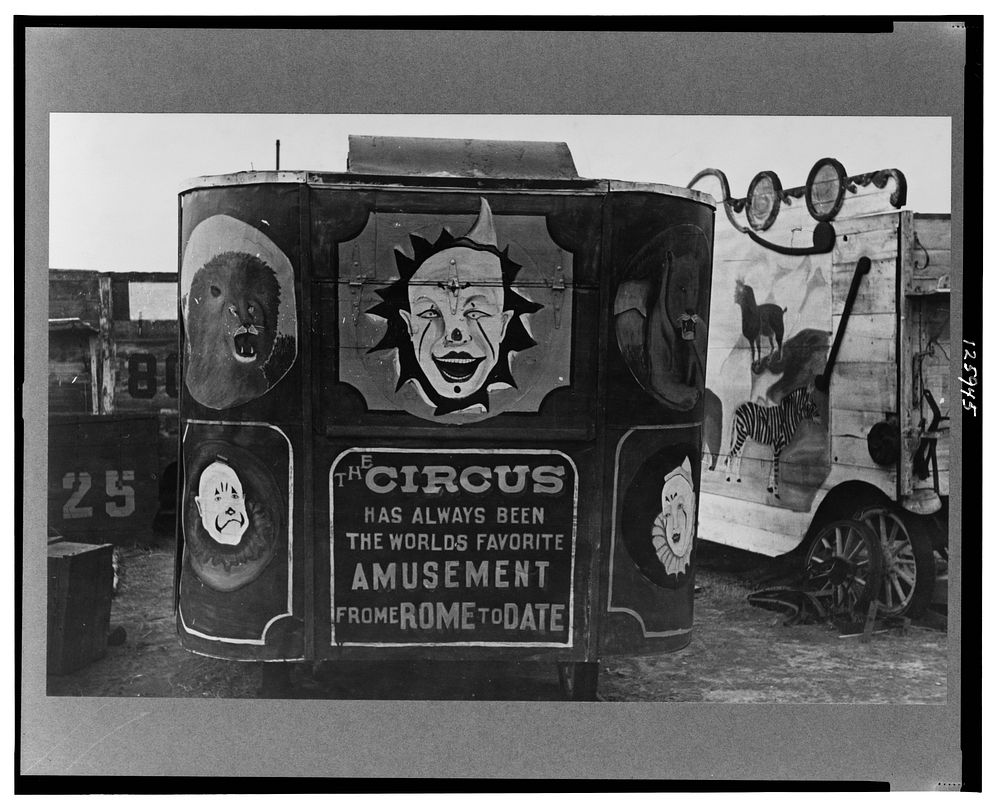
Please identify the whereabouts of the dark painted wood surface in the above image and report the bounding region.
[49,271,181,539]
[48,414,161,543]
[176,175,714,664]
[47,541,113,675]
[347,135,582,180]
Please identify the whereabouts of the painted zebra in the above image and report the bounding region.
[724,386,821,498]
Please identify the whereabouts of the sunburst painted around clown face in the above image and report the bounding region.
[367,199,542,416]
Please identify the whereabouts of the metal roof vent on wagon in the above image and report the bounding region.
[179,136,715,205]
[345,134,582,180]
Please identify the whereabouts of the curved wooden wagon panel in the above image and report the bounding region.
[173,137,718,692]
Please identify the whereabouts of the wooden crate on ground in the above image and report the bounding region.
[47,541,114,675]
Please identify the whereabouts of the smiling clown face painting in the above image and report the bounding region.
[399,245,513,402]
[368,198,542,416]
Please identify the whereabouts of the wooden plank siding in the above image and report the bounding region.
[912,215,951,250]
[898,212,917,496]
[699,456,897,556]
[913,248,952,266]
[49,330,97,414]
[831,212,901,264]
[48,414,162,543]
[831,361,896,411]
[699,205,917,556]
[899,213,951,495]
[698,491,814,539]
[831,312,897,364]
[49,271,182,525]
[831,433,882,469]
[833,228,900,265]
[909,290,951,495]
[830,257,898,314]
[110,320,179,414]
[907,214,952,294]
[833,211,901,236]
[49,270,102,321]
[97,275,117,415]
[830,407,896,440]
[829,215,900,484]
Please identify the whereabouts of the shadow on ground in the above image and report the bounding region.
[46,539,948,703]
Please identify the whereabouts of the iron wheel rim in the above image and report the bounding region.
[857,506,917,616]
[804,520,881,614]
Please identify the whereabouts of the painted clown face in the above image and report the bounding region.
[399,246,513,400]
[195,461,249,545]
[652,457,695,576]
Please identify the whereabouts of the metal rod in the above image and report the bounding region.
[275,139,280,171]
[815,256,871,392]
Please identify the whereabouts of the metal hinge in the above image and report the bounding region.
[547,264,566,329]
[348,244,366,325]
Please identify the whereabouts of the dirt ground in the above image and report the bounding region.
[46,539,948,703]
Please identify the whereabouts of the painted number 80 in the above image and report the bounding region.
[127,352,178,399]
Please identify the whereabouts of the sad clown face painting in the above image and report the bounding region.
[183,450,280,593]
[651,457,696,578]
[195,460,249,546]
[368,198,542,416]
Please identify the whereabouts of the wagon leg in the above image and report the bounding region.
[259,662,293,698]
[557,661,599,701]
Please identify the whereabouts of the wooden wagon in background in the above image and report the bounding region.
[47,271,181,673]
[690,159,951,618]
[48,270,179,544]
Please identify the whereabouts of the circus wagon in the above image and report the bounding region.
[173,136,717,698]
[690,159,951,619]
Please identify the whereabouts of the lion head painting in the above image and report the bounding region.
[367,198,542,416]
[181,215,297,410]
[613,224,711,411]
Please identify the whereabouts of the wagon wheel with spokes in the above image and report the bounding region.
[803,519,884,617]
[854,504,935,618]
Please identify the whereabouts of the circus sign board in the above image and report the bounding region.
[329,448,578,647]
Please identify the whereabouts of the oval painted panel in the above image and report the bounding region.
[180,214,297,410]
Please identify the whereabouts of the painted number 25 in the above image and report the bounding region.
[61,470,136,520]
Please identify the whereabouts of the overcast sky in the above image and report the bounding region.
[48,113,952,273]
